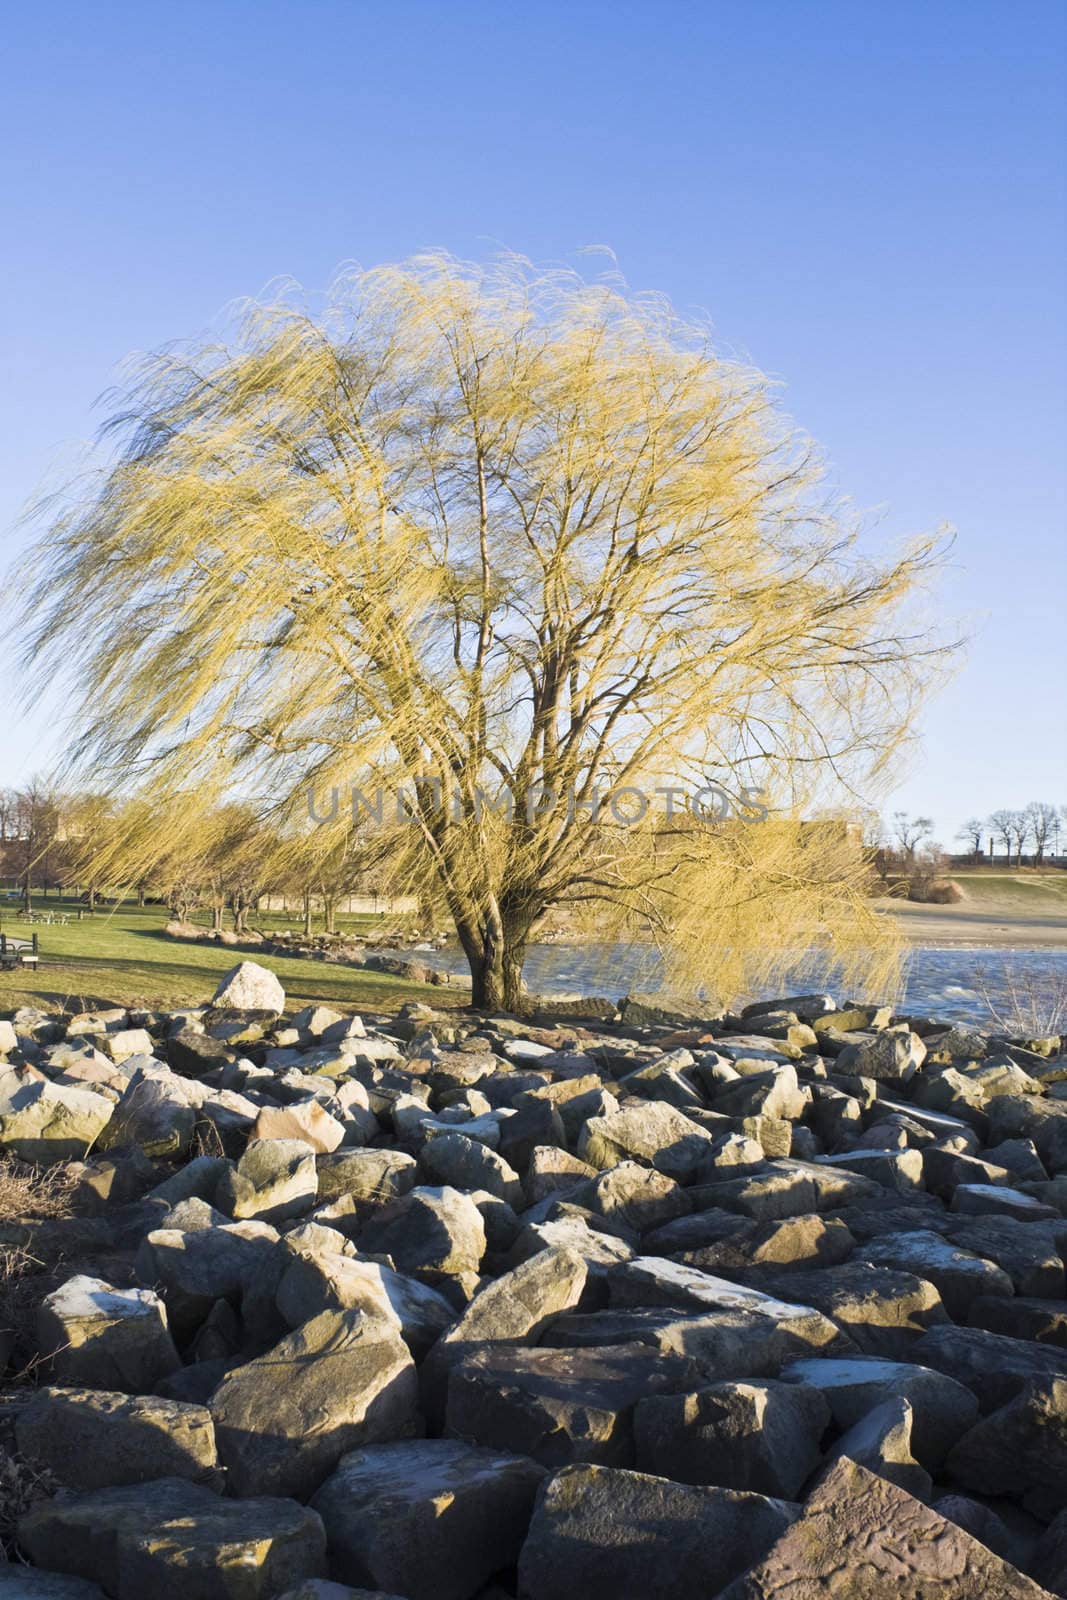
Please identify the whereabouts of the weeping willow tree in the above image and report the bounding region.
[21,253,951,1010]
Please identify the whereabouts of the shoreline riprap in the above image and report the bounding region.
[1,961,1066,1598]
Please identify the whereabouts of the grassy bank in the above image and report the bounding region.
[0,896,467,1015]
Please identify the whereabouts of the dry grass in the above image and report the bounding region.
[0,1160,81,1389]
[975,964,1067,1042]
[0,1160,79,1228]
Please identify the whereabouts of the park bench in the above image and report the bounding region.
[0,933,39,970]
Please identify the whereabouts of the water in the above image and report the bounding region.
[415,942,1067,1031]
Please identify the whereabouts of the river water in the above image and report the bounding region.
[414,942,1067,1032]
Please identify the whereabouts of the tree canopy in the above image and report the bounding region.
[22,253,952,1008]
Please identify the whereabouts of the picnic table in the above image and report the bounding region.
[0,932,39,970]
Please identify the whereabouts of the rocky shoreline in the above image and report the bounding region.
[2,962,1067,1597]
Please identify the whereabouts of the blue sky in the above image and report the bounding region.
[1,0,1064,848]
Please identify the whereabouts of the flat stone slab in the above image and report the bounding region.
[445,1341,700,1467]
[717,1456,1054,1599]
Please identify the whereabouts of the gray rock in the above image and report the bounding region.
[311,1439,544,1600]
[951,1183,1059,1220]
[167,1028,234,1078]
[717,1455,1050,1599]
[15,1385,216,1489]
[0,1569,109,1597]
[99,1067,198,1159]
[210,1308,420,1498]
[212,960,285,1013]
[576,1160,690,1233]
[779,1355,978,1465]
[275,1245,452,1358]
[316,1147,418,1207]
[0,1075,113,1162]
[933,1494,1030,1566]
[578,1102,715,1182]
[818,1148,925,1195]
[913,1324,1067,1412]
[359,1185,486,1280]
[821,1394,932,1499]
[968,1294,1067,1348]
[858,1229,1014,1319]
[634,1379,829,1496]
[1032,1509,1067,1597]
[419,1131,524,1208]
[941,1214,1066,1297]
[946,1377,1067,1519]
[517,1462,796,1600]
[834,1028,927,1081]
[18,1478,326,1600]
[758,1262,950,1358]
[37,1275,180,1392]
[216,1138,317,1224]
[135,1218,280,1339]
[678,1213,855,1274]
[445,1341,703,1467]
[420,1247,587,1420]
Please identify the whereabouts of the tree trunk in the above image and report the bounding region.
[303,890,313,939]
[323,894,336,935]
[459,919,529,1012]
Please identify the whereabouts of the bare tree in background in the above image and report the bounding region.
[1025,801,1058,866]
[891,811,934,860]
[955,817,985,862]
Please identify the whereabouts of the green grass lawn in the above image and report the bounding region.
[0,895,468,1016]
[950,869,1067,911]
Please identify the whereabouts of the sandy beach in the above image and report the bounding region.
[878,898,1067,949]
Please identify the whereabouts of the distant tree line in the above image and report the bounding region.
[0,781,411,932]
[865,804,1066,877]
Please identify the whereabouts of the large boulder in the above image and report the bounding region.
[716,1455,1051,1599]
[18,1478,326,1600]
[311,1439,544,1600]
[135,1219,281,1340]
[212,960,286,1013]
[517,1462,795,1600]
[37,1275,181,1393]
[99,1066,198,1159]
[758,1262,950,1358]
[858,1229,1014,1320]
[359,1185,486,1281]
[834,1028,927,1081]
[913,1324,1067,1412]
[578,1103,715,1182]
[316,1147,418,1207]
[15,1386,217,1489]
[820,1395,932,1499]
[420,1247,588,1419]
[779,1355,979,1466]
[634,1379,829,1496]
[445,1341,701,1468]
[209,1308,420,1498]
[216,1138,318,1224]
[946,1376,1067,1519]
[0,1074,112,1162]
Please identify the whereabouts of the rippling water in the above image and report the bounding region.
[416,942,1067,1031]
